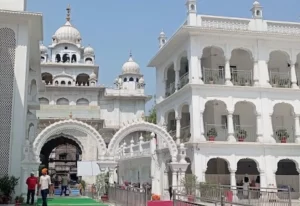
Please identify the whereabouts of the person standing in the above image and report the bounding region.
[26,172,38,205]
[60,174,69,196]
[38,168,51,206]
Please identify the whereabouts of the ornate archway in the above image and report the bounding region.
[33,119,107,161]
[107,121,178,161]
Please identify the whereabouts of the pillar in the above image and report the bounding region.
[190,96,206,142]
[256,114,263,142]
[163,166,169,196]
[225,58,233,86]
[268,113,276,143]
[290,62,298,89]
[175,69,179,91]
[295,114,300,143]
[21,166,29,195]
[175,116,181,145]
[253,60,260,86]
[230,169,237,197]
[227,111,236,142]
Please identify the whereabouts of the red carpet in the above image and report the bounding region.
[148,201,172,206]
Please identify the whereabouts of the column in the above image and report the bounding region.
[109,169,115,184]
[190,96,206,142]
[227,112,236,142]
[172,170,178,189]
[294,114,300,143]
[253,60,260,86]
[175,69,179,91]
[268,114,276,143]
[230,170,237,197]
[290,62,298,89]
[163,167,169,192]
[198,57,204,84]
[256,114,263,142]
[225,58,233,86]
[21,166,29,195]
[176,116,181,145]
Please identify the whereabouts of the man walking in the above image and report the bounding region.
[38,168,51,206]
[26,172,38,205]
[60,174,69,196]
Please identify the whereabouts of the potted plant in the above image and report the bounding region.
[181,174,198,202]
[207,128,217,141]
[0,175,19,204]
[14,195,24,204]
[96,172,109,201]
[237,129,247,142]
[151,194,160,201]
[275,129,289,143]
[208,77,214,84]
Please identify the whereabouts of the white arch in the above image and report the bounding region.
[107,121,178,161]
[33,119,107,161]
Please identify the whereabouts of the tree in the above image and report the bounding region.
[146,106,156,124]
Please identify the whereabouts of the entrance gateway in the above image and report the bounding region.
[23,118,188,196]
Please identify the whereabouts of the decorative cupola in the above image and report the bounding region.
[83,45,95,65]
[158,31,167,49]
[40,43,48,63]
[117,51,144,90]
[185,0,197,26]
[89,72,97,86]
[251,1,263,19]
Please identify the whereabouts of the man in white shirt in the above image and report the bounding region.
[38,168,51,206]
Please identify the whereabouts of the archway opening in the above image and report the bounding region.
[180,105,191,142]
[165,64,175,97]
[178,56,189,89]
[276,159,299,198]
[39,136,82,186]
[236,159,259,187]
[76,73,89,86]
[205,158,230,185]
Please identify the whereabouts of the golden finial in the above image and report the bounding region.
[66,4,71,22]
[69,112,73,119]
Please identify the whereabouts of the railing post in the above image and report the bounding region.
[173,190,176,206]
[247,185,251,205]
[288,186,292,206]
[126,187,129,206]
[220,195,225,206]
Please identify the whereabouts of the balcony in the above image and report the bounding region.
[178,73,189,89]
[231,69,253,86]
[165,82,175,97]
[203,68,225,85]
[269,71,291,88]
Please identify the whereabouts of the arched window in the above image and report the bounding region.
[39,97,49,105]
[42,73,53,85]
[136,78,139,82]
[123,78,127,82]
[61,81,66,85]
[76,98,89,106]
[55,81,59,85]
[76,73,89,86]
[55,54,61,63]
[71,54,77,63]
[129,77,134,82]
[68,81,72,86]
[62,54,70,63]
[41,56,45,62]
[85,57,93,64]
[56,98,69,105]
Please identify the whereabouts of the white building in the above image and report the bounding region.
[0,0,43,195]
[34,6,149,185]
[144,0,300,200]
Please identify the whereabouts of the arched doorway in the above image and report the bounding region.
[33,119,107,184]
[39,135,83,184]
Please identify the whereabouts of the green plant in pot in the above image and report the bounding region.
[14,195,24,204]
[275,129,289,143]
[237,129,247,142]
[0,175,19,204]
[181,174,198,202]
[207,128,217,141]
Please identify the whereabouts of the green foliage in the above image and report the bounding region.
[80,180,86,190]
[199,182,218,198]
[146,106,156,124]
[95,172,109,196]
[180,174,198,195]
[0,175,19,197]
[15,195,24,203]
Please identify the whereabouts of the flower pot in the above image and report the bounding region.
[208,136,215,141]
[281,137,287,143]
[101,195,108,202]
[187,195,195,202]
[238,137,245,142]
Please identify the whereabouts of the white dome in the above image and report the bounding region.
[53,21,81,44]
[40,44,48,54]
[84,46,95,56]
[139,77,145,84]
[122,54,140,74]
[90,72,97,79]
[253,1,260,6]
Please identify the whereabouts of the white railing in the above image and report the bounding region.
[165,82,175,97]
[116,138,152,160]
[178,73,189,89]
[105,88,145,96]
[200,16,250,31]
[267,21,300,35]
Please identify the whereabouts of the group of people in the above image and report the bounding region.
[25,168,73,206]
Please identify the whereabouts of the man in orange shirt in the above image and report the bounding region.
[26,172,38,205]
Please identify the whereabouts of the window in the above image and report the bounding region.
[59,154,67,160]
[129,77,134,82]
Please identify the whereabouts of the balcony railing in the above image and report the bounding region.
[203,68,225,85]
[269,71,291,88]
[205,123,228,141]
[231,70,253,86]
[178,73,189,89]
[234,125,256,142]
[168,125,191,143]
[165,82,175,97]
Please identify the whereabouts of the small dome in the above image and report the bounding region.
[159,31,165,37]
[122,53,140,74]
[53,21,81,44]
[40,44,48,54]
[139,77,145,84]
[253,1,260,6]
[90,72,96,79]
[84,46,95,56]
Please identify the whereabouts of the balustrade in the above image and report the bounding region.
[231,70,253,86]
[178,73,189,89]
[165,82,175,97]
[203,68,225,85]
[269,72,291,88]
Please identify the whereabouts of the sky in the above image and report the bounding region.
[27,0,300,112]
